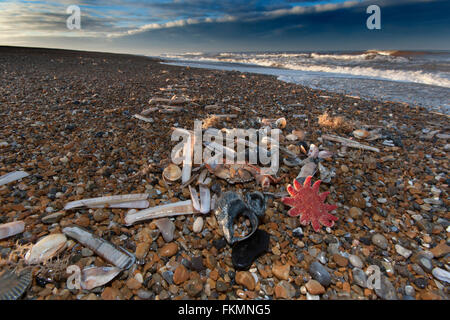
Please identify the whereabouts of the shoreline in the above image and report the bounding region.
[0,46,448,301]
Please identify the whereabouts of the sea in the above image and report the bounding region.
[157,50,450,114]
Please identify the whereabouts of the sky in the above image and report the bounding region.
[0,0,449,55]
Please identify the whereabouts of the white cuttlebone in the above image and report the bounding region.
[124,200,195,226]
[64,194,149,210]
[322,134,380,152]
[0,221,25,240]
[0,171,29,186]
[88,200,149,209]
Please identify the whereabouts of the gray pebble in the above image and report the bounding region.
[371,234,388,249]
[309,261,331,287]
[352,268,367,288]
[374,275,397,300]
[349,255,363,268]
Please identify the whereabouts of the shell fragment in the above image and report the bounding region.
[64,194,150,210]
[0,171,29,186]
[124,200,195,225]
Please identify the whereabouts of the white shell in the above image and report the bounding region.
[0,221,25,240]
[432,268,450,283]
[0,171,29,186]
[25,233,67,264]
[163,163,182,182]
[64,194,149,210]
[124,200,195,225]
[276,117,287,129]
[285,134,298,141]
[81,266,122,290]
[353,129,370,139]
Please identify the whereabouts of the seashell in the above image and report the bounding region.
[322,134,380,152]
[154,218,175,242]
[0,221,25,240]
[124,200,195,226]
[133,114,153,123]
[0,171,29,186]
[149,97,171,105]
[318,162,335,183]
[432,267,450,283]
[64,194,149,210]
[296,161,317,185]
[63,226,135,269]
[163,163,182,182]
[25,233,67,264]
[285,134,298,141]
[353,129,370,139]
[275,117,287,129]
[0,268,32,300]
[81,266,122,290]
[214,191,266,245]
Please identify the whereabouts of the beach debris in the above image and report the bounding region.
[64,194,150,210]
[140,107,159,115]
[318,112,352,131]
[154,218,176,242]
[214,191,266,245]
[285,134,298,141]
[318,150,333,160]
[0,221,25,240]
[282,176,338,232]
[63,226,135,269]
[79,266,122,290]
[0,268,32,300]
[163,163,182,182]
[0,171,29,186]
[322,134,380,152]
[133,114,154,123]
[232,229,270,270]
[24,233,67,264]
[124,200,195,226]
[189,185,211,214]
[295,144,319,184]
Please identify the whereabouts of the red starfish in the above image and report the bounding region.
[282,176,338,232]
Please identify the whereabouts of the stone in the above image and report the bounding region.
[216,280,228,292]
[352,268,367,288]
[135,242,150,260]
[349,207,362,219]
[272,264,290,280]
[193,216,204,233]
[395,244,412,259]
[430,243,450,258]
[350,192,366,209]
[305,279,325,295]
[371,234,388,249]
[81,248,93,257]
[93,209,109,222]
[126,278,142,290]
[309,261,331,287]
[235,271,255,290]
[231,229,270,270]
[185,279,203,297]
[404,285,415,297]
[137,289,153,300]
[190,256,205,271]
[101,287,121,300]
[173,265,189,285]
[413,277,428,289]
[333,254,348,267]
[274,284,288,299]
[154,218,175,242]
[42,211,65,224]
[374,276,397,300]
[349,255,363,268]
[159,243,178,257]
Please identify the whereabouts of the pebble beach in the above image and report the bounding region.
[0,46,449,300]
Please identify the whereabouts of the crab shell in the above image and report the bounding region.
[24,233,67,264]
[206,163,260,184]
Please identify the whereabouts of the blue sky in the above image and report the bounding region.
[0,0,448,54]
